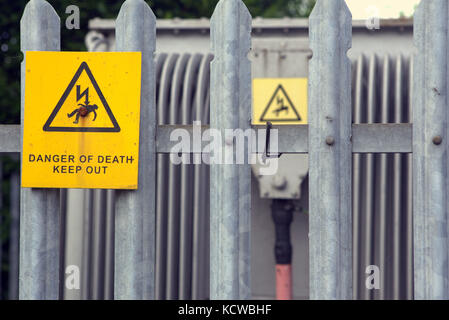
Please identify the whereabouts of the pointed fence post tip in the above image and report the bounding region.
[21,0,60,52]
[118,0,155,17]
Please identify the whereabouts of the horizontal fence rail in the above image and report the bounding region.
[0,124,413,155]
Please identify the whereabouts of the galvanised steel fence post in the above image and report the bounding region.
[308,0,353,300]
[210,0,252,300]
[20,0,61,300]
[413,0,449,300]
[114,0,157,299]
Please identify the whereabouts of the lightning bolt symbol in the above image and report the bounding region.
[277,96,284,107]
[273,95,288,116]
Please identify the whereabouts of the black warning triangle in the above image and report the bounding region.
[259,84,302,122]
[43,62,120,132]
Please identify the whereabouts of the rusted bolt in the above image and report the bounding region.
[325,136,335,146]
[433,135,443,145]
[79,106,88,117]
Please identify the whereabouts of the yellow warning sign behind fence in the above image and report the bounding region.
[22,51,142,189]
[252,78,308,125]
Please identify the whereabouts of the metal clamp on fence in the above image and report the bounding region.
[262,122,283,162]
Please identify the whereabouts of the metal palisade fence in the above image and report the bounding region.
[7,0,448,300]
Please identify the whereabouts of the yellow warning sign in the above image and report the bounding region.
[43,62,120,132]
[252,78,307,125]
[22,51,142,189]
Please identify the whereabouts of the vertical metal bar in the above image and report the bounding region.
[192,161,210,299]
[199,68,212,299]
[81,190,93,300]
[210,0,252,300]
[59,189,67,300]
[166,154,180,299]
[179,55,201,299]
[19,0,61,300]
[166,54,189,300]
[9,172,20,300]
[0,159,3,299]
[63,189,85,300]
[308,0,352,299]
[352,54,364,300]
[393,54,404,300]
[413,0,449,299]
[92,189,107,299]
[178,152,193,300]
[114,0,157,299]
[192,54,212,300]
[406,57,414,300]
[155,54,177,300]
[203,91,211,299]
[378,54,391,300]
[363,53,377,300]
[104,190,115,300]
